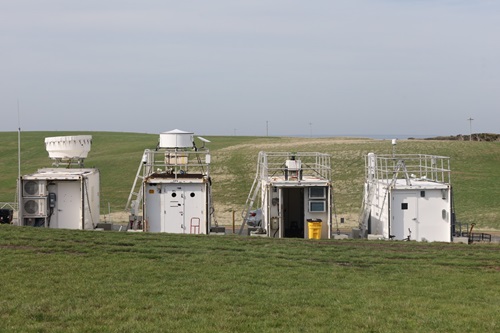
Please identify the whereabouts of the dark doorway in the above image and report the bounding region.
[283,187,304,238]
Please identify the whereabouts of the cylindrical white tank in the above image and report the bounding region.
[45,135,92,160]
[159,129,194,148]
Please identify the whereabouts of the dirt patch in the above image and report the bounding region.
[101,211,130,224]
[102,204,245,227]
[216,138,374,154]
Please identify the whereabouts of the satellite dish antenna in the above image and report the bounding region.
[197,136,211,148]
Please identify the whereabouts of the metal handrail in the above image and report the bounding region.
[366,154,451,185]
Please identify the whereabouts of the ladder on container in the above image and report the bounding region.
[358,182,376,236]
[376,159,411,231]
[125,152,149,215]
[238,156,263,235]
[190,217,201,234]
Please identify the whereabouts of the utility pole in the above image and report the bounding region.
[309,122,312,138]
[467,117,474,141]
[266,120,268,136]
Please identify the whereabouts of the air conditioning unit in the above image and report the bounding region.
[22,198,47,217]
[23,180,47,197]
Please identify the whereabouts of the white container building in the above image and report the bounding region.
[126,129,214,234]
[359,152,454,242]
[241,152,333,239]
[17,135,100,229]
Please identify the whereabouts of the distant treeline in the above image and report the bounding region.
[409,133,500,142]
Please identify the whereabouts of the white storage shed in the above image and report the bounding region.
[359,152,453,242]
[17,135,100,229]
[19,168,100,229]
[241,152,333,239]
[126,129,214,234]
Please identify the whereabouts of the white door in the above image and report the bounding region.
[391,191,418,240]
[163,186,186,233]
[183,184,205,234]
[55,181,82,229]
[417,189,451,242]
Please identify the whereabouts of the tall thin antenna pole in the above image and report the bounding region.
[16,100,21,218]
[309,122,312,138]
[467,117,474,141]
[17,100,21,179]
[266,120,268,136]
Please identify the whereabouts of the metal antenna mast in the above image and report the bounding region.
[15,100,21,218]
[17,100,21,180]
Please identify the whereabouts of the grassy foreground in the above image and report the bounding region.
[0,131,499,229]
[1,225,499,332]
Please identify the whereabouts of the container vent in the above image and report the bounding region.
[23,180,46,197]
[23,198,46,217]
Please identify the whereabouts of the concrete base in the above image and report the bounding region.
[96,223,113,231]
[250,231,267,237]
[210,226,226,235]
[247,227,260,236]
[333,234,349,240]
[351,228,360,239]
[112,224,125,232]
[453,237,469,244]
[367,234,384,240]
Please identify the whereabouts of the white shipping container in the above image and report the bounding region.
[18,168,100,230]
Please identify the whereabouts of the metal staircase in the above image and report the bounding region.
[238,154,263,235]
[125,151,152,215]
[359,157,411,236]
[358,182,376,236]
[377,159,410,220]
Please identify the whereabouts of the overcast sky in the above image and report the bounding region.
[1,0,498,137]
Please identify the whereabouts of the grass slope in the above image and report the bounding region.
[1,225,499,332]
[0,132,499,229]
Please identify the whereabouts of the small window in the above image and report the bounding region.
[309,200,326,212]
[171,192,177,198]
[190,192,195,198]
[420,191,426,198]
[401,203,408,210]
[309,187,326,199]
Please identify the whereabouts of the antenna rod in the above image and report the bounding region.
[17,101,21,179]
[16,100,21,219]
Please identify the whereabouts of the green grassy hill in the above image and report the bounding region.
[1,225,499,332]
[1,133,499,332]
[1,131,499,229]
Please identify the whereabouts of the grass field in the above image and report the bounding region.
[0,131,499,229]
[1,133,499,332]
[1,225,499,332]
